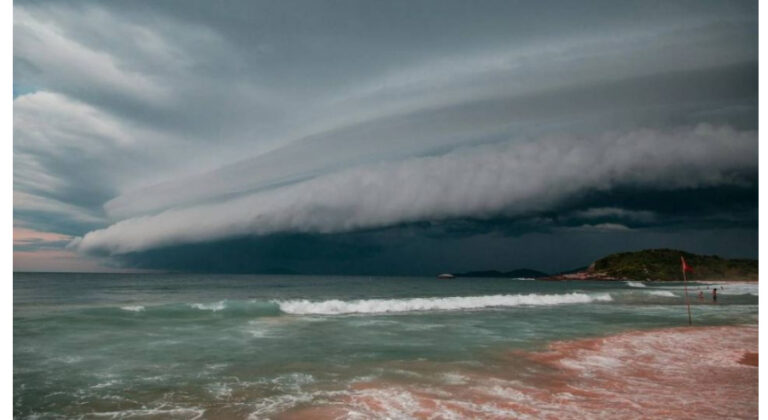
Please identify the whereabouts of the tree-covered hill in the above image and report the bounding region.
[589,249,757,281]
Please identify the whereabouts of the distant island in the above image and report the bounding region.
[446,249,757,282]
[543,248,758,282]
[453,269,549,278]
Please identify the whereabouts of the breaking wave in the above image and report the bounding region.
[276,293,613,315]
[190,301,227,311]
[647,291,675,297]
[625,281,646,288]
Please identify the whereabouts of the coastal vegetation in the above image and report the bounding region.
[453,249,758,281]
[585,248,757,281]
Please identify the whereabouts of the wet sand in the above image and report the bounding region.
[281,325,758,419]
[739,352,758,367]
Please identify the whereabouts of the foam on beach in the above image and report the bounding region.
[276,293,613,315]
[276,325,758,419]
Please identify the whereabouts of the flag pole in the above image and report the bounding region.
[681,256,692,326]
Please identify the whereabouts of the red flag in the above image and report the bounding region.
[681,256,693,273]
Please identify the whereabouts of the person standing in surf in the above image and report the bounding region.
[712,288,718,302]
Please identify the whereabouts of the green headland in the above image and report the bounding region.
[558,248,758,281]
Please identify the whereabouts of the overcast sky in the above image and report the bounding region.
[14,0,758,274]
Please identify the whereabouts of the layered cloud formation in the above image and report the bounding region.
[13,0,758,272]
[72,125,756,255]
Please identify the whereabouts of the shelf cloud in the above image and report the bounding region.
[14,0,758,272]
[72,125,756,255]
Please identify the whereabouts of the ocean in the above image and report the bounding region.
[13,273,758,419]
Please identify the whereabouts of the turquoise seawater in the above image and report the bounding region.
[14,273,758,418]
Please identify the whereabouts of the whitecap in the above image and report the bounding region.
[647,291,675,297]
[189,301,227,311]
[91,380,120,389]
[276,293,612,315]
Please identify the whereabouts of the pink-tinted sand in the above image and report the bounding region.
[280,325,757,419]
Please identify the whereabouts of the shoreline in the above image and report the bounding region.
[695,280,759,284]
[281,324,758,419]
[538,277,758,283]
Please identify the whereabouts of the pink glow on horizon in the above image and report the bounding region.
[13,226,72,245]
[14,249,109,272]
[13,226,126,272]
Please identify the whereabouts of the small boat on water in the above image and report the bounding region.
[437,273,455,279]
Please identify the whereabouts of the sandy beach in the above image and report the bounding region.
[283,325,758,419]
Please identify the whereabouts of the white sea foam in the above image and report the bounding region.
[91,380,120,389]
[54,356,83,364]
[120,305,145,312]
[713,284,759,296]
[246,392,315,419]
[341,387,524,419]
[206,382,233,399]
[90,407,205,419]
[647,291,675,297]
[625,281,646,288]
[190,301,227,311]
[663,283,758,296]
[440,372,469,385]
[276,293,612,315]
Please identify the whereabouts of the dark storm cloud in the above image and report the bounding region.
[13,0,758,272]
[109,180,758,274]
[113,223,758,275]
